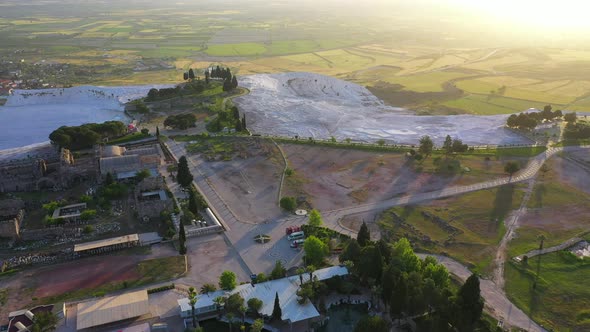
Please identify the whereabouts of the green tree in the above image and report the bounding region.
[308,209,323,227]
[452,138,468,153]
[156,126,160,137]
[188,68,195,80]
[271,292,282,321]
[183,72,189,81]
[357,221,370,247]
[250,319,264,332]
[105,172,114,185]
[419,135,434,158]
[564,112,577,123]
[225,293,245,315]
[443,135,453,155]
[200,283,216,294]
[80,209,97,221]
[219,270,237,290]
[247,297,263,316]
[30,312,58,332]
[188,189,200,214]
[241,115,246,130]
[188,286,198,328]
[232,75,238,89]
[353,315,388,332]
[177,156,194,188]
[279,196,296,212]
[304,235,328,266]
[141,128,149,135]
[339,239,362,266]
[135,169,151,181]
[456,273,484,330]
[179,222,187,255]
[504,161,520,177]
[270,260,286,279]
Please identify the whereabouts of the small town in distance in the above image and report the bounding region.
[2,1,590,332]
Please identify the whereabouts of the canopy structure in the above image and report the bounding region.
[76,290,149,330]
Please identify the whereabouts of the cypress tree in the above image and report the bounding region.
[105,172,114,185]
[232,75,238,89]
[357,221,370,247]
[177,156,194,187]
[156,126,160,137]
[188,68,195,80]
[241,115,246,130]
[183,72,188,81]
[271,292,282,321]
[188,189,199,214]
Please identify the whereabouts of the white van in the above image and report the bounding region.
[287,231,305,241]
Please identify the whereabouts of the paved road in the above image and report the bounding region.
[418,254,545,332]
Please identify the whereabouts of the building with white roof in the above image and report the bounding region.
[178,266,348,324]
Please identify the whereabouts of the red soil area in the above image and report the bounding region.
[33,255,140,298]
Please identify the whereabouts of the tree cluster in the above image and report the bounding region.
[163,113,196,130]
[506,105,563,130]
[49,121,127,150]
[341,237,484,331]
[146,86,181,101]
[564,121,590,140]
[442,135,468,154]
[210,66,233,81]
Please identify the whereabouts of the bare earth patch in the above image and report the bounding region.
[196,139,283,223]
[282,144,458,211]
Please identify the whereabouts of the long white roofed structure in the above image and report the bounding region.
[76,290,149,330]
[179,266,348,324]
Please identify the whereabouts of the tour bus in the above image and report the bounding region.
[287,231,305,241]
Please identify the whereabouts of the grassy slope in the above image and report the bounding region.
[505,252,590,331]
[379,184,524,275]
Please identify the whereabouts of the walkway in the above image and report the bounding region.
[514,236,583,261]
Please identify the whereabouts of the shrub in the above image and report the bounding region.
[147,284,175,294]
[280,196,296,212]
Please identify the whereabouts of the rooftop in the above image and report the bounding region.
[74,234,139,252]
[76,290,149,330]
[186,266,348,323]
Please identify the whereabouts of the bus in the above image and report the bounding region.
[287,231,305,241]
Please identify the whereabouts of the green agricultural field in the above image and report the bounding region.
[386,71,469,92]
[206,43,267,56]
[505,252,590,331]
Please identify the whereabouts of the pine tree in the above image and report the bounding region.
[357,221,370,247]
[272,292,282,321]
[156,126,160,137]
[232,75,238,89]
[179,221,187,255]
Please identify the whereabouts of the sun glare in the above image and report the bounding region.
[452,0,590,31]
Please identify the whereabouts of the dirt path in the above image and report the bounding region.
[491,178,536,290]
